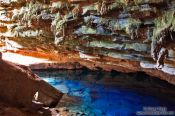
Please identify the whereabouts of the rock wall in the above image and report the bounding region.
[0,59,63,108]
[1,0,175,85]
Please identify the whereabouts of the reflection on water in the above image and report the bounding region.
[34,70,175,116]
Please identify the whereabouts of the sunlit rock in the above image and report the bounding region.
[0,60,63,108]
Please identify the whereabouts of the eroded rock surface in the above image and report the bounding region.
[1,0,175,85]
[0,59,63,109]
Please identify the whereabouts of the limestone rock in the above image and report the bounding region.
[1,0,175,86]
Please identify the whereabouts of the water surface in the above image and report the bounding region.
[34,70,175,116]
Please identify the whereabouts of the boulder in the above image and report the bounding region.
[0,60,63,108]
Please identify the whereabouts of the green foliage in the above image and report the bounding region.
[153,11,175,41]
[51,13,68,36]
[133,0,149,4]
[127,18,141,27]
[115,0,129,6]
[125,18,141,34]
[99,18,109,26]
[130,5,139,11]
[16,1,44,24]
[108,2,119,10]
[98,17,141,32]
[114,0,153,6]
[114,0,140,6]
[51,1,65,9]
[80,26,97,34]
[110,20,125,31]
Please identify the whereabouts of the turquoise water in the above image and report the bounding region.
[34,70,175,116]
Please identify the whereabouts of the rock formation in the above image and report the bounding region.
[1,0,175,85]
[0,59,63,110]
[0,52,2,59]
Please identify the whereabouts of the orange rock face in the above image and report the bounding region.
[0,59,63,108]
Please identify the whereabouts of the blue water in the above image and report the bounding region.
[34,70,175,116]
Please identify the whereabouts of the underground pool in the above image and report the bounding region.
[34,70,175,116]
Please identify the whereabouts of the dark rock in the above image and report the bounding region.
[31,101,44,111]
[42,107,52,116]
[0,60,63,108]
[0,52,2,59]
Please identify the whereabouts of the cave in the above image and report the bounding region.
[0,0,175,115]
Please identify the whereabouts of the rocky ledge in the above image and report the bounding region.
[1,0,175,86]
[2,50,175,86]
[0,57,63,115]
